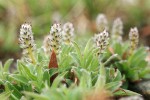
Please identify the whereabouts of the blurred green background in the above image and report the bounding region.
[0,0,150,62]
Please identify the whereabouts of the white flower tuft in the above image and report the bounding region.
[129,27,139,52]
[111,18,123,42]
[62,22,74,44]
[43,23,62,54]
[96,14,108,32]
[94,30,109,55]
[19,23,36,64]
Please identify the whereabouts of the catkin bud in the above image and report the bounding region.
[96,14,108,32]
[111,18,123,42]
[129,27,139,53]
[94,30,109,55]
[43,23,62,54]
[19,23,36,64]
[62,22,74,44]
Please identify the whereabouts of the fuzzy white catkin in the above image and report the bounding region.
[111,18,123,42]
[19,23,36,63]
[129,27,139,51]
[62,22,74,44]
[96,14,108,32]
[94,30,109,54]
[43,23,62,54]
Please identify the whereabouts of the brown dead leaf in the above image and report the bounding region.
[49,50,58,68]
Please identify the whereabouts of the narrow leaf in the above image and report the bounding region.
[105,81,122,92]
[0,91,12,100]
[114,89,141,96]
[9,74,29,85]
[23,91,48,100]
[4,59,13,72]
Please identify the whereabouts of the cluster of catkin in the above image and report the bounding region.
[19,22,74,63]
[94,30,109,55]
[94,14,139,55]
[19,23,36,64]
[43,22,74,54]
[19,14,139,63]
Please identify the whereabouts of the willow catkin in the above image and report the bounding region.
[43,23,62,55]
[96,14,108,32]
[62,22,74,44]
[111,18,123,42]
[94,30,109,55]
[19,23,36,64]
[129,27,139,54]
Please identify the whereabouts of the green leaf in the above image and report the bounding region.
[36,66,43,82]
[114,60,129,72]
[95,75,106,90]
[139,68,150,78]
[94,63,106,89]
[106,67,122,82]
[10,93,20,100]
[4,59,13,72]
[49,68,58,76]
[88,56,99,71]
[59,53,72,70]
[114,43,122,56]
[20,63,37,81]
[105,81,122,92]
[72,41,82,59]
[104,54,119,66]
[114,89,141,96]
[127,70,139,81]
[23,91,48,100]
[100,63,105,77]
[0,91,12,100]
[113,42,129,56]
[79,69,92,88]
[137,60,148,68]
[43,69,50,86]
[70,52,80,66]
[37,53,43,62]
[29,81,40,91]
[9,74,29,85]
[0,79,3,84]
[85,52,93,68]
[128,47,147,68]
[83,39,92,58]
[85,47,98,70]
[72,41,83,66]
[113,69,122,82]
[70,67,82,80]
[5,81,22,99]
[51,71,68,88]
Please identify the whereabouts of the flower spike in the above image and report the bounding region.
[43,23,62,54]
[129,27,139,54]
[94,30,109,55]
[96,14,108,32]
[19,23,36,64]
[62,22,74,44]
[111,18,123,42]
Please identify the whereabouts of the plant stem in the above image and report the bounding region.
[28,47,36,64]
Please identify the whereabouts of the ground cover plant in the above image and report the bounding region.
[0,14,149,100]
